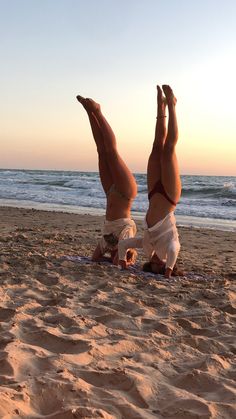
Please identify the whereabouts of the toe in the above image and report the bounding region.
[162,85,173,97]
[76,95,85,103]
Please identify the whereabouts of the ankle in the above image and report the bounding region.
[167,103,176,111]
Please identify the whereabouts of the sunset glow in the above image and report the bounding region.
[1,0,235,175]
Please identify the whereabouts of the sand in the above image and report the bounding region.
[0,206,235,419]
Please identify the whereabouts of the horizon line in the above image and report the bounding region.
[0,167,235,177]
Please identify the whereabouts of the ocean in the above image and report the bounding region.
[0,169,235,231]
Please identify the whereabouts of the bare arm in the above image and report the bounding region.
[165,240,180,277]
[118,237,143,268]
[92,244,104,262]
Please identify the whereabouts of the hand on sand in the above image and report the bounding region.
[164,267,172,279]
[119,260,127,270]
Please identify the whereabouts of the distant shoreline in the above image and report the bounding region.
[0,167,236,177]
[0,200,235,232]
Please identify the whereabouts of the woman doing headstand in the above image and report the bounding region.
[77,95,137,265]
[118,84,181,278]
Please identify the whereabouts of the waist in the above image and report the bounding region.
[144,211,176,231]
[104,217,135,227]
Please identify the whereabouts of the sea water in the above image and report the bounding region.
[0,169,235,231]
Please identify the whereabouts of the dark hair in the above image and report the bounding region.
[142,262,183,276]
[103,233,118,247]
[142,261,165,275]
[126,249,137,264]
[142,262,153,272]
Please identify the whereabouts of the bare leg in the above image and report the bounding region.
[84,98,137,200]
[161,85,181,203]
[77,95,112,193]
[147,85,167,192]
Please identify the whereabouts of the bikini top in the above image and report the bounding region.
[148,179,177,206]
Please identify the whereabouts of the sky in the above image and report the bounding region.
[0,0,236,176]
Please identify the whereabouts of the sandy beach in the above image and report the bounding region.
[0,206,235,419]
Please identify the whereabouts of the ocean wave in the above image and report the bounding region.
[0,170,235,221]
[19,180,68,187]
[181,186,236,199]
[221,199,236,207]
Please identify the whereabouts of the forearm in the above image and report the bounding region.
[118,237,143,261]
[92,244,104,261]
[166,241,180,270]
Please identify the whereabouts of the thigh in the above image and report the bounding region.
[161,151,181,203]
[106,150,137,199]
[98,154,113,194]
[147,149,162,193]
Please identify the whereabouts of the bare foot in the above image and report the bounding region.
[157,85,167,117]
[162,85,177,106]
[76,96,101,114]
[76,95,87,109]
[84,98,101,114]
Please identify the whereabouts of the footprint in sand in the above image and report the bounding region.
[180,335,229,355]
[0,351,14,376]
[0,307,16,322]
[78,369,148,409]
[174,369,236,402]
[16,320,91,354]
[160,398,214,419]
[176,317,219,337]
[35,271,59,286]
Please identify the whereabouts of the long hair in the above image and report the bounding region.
[142,261,165,275]
[126,249,137,265]
[142,262,183,276]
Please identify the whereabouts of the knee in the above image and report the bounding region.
[104,141,117,152]
[149,144,163,161]
[152,142,164,152]
[162,143,176,159]
[104,147,118,159]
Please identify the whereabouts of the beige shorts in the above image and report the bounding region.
[99,218,137,253]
